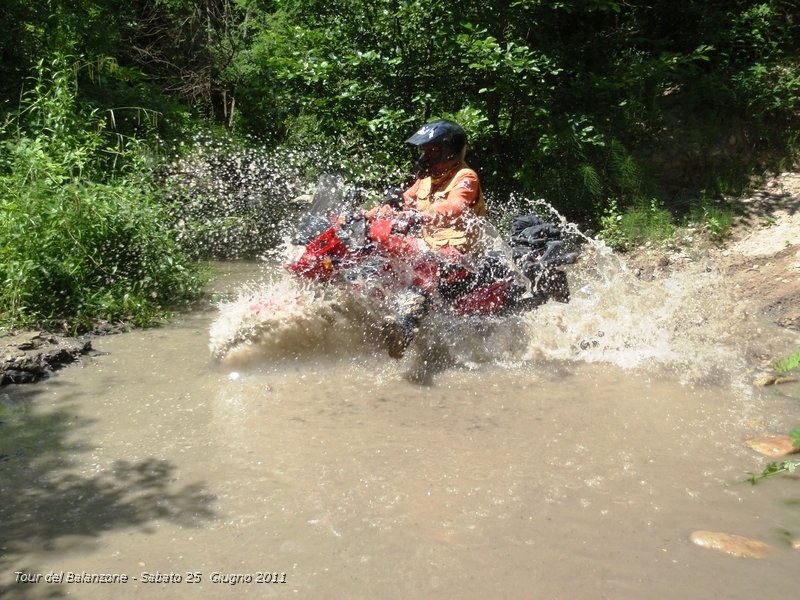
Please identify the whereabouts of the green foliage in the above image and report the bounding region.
[0,57,204,332]
[621,201,675,245]
[598,198,626,250]
[775,349,800,374]
[598,197,675,250]
[2,0,799,270]
[724,3,800,119]
[0,0,126,105]
[600,193,732,250]
[747,459,798,484]
[686,203,735,242]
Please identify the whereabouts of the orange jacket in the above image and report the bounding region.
[403,162,486,251]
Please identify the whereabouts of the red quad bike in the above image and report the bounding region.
[285,176,578,358]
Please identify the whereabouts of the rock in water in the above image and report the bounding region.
[744,435,800,457]
[1,331,92,385]
[689,530,772,559]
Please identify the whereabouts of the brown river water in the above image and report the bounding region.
[2,257,799,599]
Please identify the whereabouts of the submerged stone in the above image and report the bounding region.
[744,435,800,457]
[753,372,798,386]
[689,530,772,559]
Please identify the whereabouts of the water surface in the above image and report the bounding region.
[1,260,798,599]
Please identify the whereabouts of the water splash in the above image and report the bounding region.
[205,174,762,389]
[210,277,359,368]
[161,135,400,260]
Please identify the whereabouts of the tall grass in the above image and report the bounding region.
[0,57,204,332]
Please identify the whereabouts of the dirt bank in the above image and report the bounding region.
[626,170,800,368]
[720,171,800,333]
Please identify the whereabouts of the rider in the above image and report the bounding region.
[368,119,486,257]
[368,120,487,358]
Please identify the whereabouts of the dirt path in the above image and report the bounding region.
[720,171,800,333]
[623,170,800,372]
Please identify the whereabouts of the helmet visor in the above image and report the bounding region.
[405,123,440,146]
[413,143,442,175]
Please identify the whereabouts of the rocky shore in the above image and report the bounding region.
[1,331,94,385]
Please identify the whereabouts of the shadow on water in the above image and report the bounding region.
[0,381,217,599]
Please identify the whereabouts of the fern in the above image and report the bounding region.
[579,163,603,198]
[609,139,641,194]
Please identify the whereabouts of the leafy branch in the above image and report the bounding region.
[747,427,800,485]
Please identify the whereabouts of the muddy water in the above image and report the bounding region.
[2,260,799,599]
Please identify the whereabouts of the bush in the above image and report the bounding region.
[0,57,204,332]
[688,203,735,242]
[599,197,675,250]
[1,180,205,331]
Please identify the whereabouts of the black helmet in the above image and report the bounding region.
[405,119,467,176]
